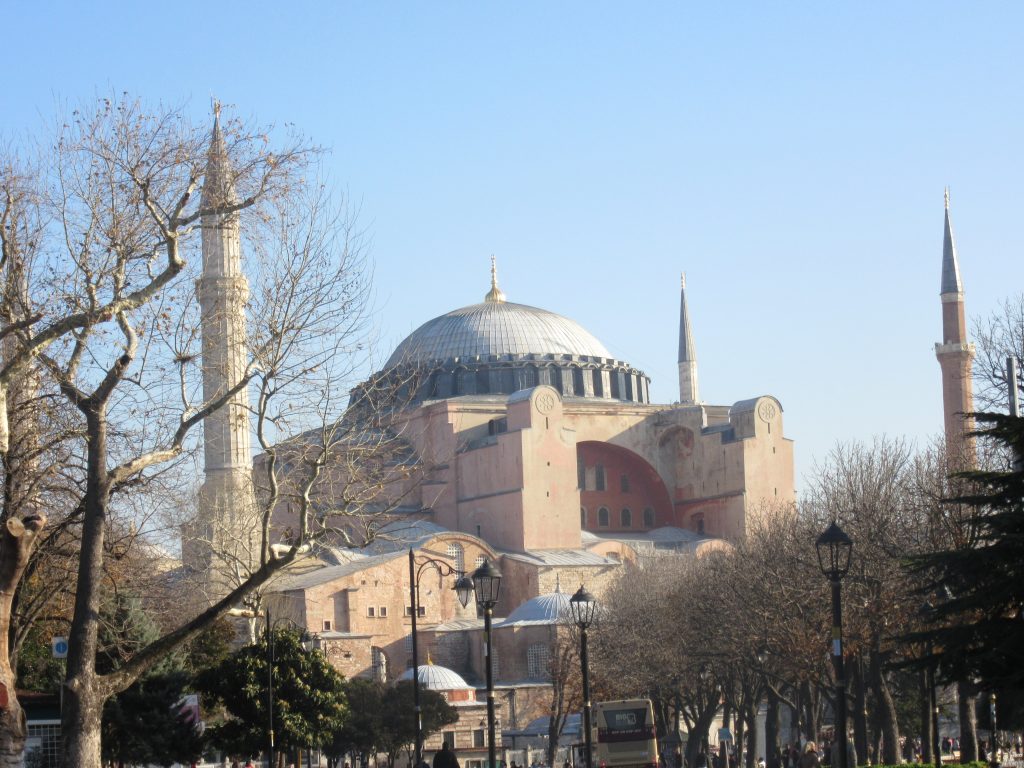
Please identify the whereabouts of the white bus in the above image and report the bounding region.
[594,699,659,768]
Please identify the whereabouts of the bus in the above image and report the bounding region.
[594,698,659,768]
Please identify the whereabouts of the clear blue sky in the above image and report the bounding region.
[4,2,1023,490]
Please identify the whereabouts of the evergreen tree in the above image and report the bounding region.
[96,593,205,767]
[908,413,1024,691]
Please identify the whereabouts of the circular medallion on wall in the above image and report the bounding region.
[535,391,557,414]
[757,400,777,423]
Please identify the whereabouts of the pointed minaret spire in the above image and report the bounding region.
[201,100,237,215]
[935,188,976,466]
[677,272,700,404]
[484,255,506,303]
[941,187,963,295]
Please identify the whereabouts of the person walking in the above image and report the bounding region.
[434,742,461,768]
[798,743,820,768]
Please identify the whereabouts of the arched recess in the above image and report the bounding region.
[577,441,673,532]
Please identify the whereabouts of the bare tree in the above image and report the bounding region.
[972,294,1024,411]
[0,95,416,767]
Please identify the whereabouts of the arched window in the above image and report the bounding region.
[527,643,550,680]
[447,543,465,574]
[474,555,486,571]
[572,367,585,396]
[643,507,655,528]
[580,507,587,528]
[621,508,632,527]
[523,365,539,389]
[499,367,515,393]
[598,507,610,527]
[372,647,388,682]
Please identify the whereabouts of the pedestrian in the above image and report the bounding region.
[434,741,461,768]
[799,743,820,768]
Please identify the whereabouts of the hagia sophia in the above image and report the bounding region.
[188,116,972,767]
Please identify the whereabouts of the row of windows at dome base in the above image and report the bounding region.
[583,506,655,529]
[359,360,651,406]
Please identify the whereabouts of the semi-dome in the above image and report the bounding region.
[398,663,471,690]
[500,589,571,626]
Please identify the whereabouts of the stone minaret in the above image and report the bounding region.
[678,272,700,404]
[935,189,976,465]
[188,105,257,578]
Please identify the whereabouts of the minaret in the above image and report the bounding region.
[935,189,976,465]
[189,104,257,577]
[678,272,699,404]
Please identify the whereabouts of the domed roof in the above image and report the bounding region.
[384,262,612,369]
[398,663,471,690]
[500,589,571,626]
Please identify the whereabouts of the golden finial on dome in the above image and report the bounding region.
[484,255,506,303]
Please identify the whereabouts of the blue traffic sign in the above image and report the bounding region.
[51,637,68,659]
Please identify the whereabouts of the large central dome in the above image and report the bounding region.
[385,300,612,369]
[355,261,650,406]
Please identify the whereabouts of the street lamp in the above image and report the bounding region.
[409,548,471,767]
[569,586,598,768]
[266,610,316,768]
[459,559,503,768]
[816,521,852,768]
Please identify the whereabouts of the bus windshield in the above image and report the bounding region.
[594,698,658,768]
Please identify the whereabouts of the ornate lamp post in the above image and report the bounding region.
[816,521,853,768]
[569,586,598,768]
[409,548,471,767]
[457,560,503,768]
[266,611,316,768]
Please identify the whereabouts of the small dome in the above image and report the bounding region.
[399,663,471,691]
[500,590,571,626]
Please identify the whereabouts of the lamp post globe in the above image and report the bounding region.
[815,520,853,581]
[816,520,853,768]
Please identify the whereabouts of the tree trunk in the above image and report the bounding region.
[744,700,758,768]
[0,513,45,768]
[957,682,978,762]
[61,406,111,768]
[686,703,720,768]
[920,672,933,764]
[851,654,868,766]
[867,648,899,764]
[765,689,779,768]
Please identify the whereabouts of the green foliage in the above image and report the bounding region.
[378,681,458,762]
[197,627,348,756]
[907,413,1024,692]
[95,593,205,765]
[16,623,66,694]
[324,678,457,763]
[102,671,205,767]
[184,616,237,675]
